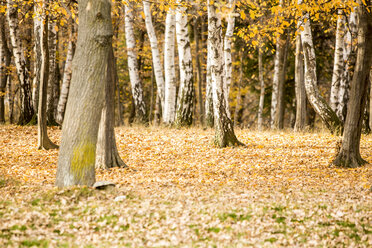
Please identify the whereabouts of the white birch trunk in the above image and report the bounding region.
[56,21,75,125]
[124,3,147,123]
[163,10,177,124]
[175,1,194,126]
[143,1,165,110]
[223,0,236,118]
[205,28,214,127]
[298,1,342,133]
[32,6,42,113]
[257,47,265,130]
[208,0,242,147]
[6,0,34,124]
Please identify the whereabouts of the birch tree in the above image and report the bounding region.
[143,1,165,110]
[6,0,34,125]
[163,9,177,124]
[333,0,372,168]
[205,29,214,128]
[32,6,42,113]
[257,47,265,131]
[294,31,306,131]
[298,0,343,134]
[124,2,148,124]
[175,1,194,127]
[56,0,112,187]
[0,13,11,123]
[208,0,243,147]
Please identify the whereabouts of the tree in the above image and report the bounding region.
[37,0,58,150]
[96,46,126,169]
[175,1,194,127]
[163,9,177,125]
[55,0,112,187]
[332,0,372,168]
[257,46,265,130]
[32,5,42,114]
[6,0,34,125]
[208,0,243,147]
[205,16,214,128]
[0,13,11,123]
[294,31,306,131]
[124,1,148,124]
[298,0,343,134]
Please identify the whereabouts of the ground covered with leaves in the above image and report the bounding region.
[0,125,371,247]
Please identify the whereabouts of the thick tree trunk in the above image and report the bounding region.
[124,2,148,124]
[32,7,42,114]
[37,4,58,150]
[294,32,307,131]
[298,3,343,134]
[56,0,112,187]
[208,0,243,147]
[0,14,11,123]
[143,1,165,111]
[223,0,236,118]
[333,1,372,168]
[257,47,265,130]
[175,2,194,127]
[194,16,204,126]
[7,0,34,125]
[56,20,75,125]
[96,46,126,169]
[163,10,177,125]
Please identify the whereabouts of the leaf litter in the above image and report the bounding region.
[0,125,371,247]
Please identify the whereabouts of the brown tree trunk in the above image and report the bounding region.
[0,14,11,123]
[37,3,58,150]
[95,46,126,169]
[333,1,372,168]
[194,16,204,126]
[56,0,112,187]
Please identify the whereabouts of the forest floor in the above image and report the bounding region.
[0,125,371,247]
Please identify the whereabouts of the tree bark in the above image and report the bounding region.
[96,46,126,169]
[32,6,42,114]
[194,16,204,126]
[298,1,343,134]
[163,9,177,125]
[143,1,165,111]
[124,2,148,124]
[56,0,112,187]
[6,0,34,125]
[333,1,372,168]
[37,2,58,150]
[46,21,58,125]
[257,47,265,131]
[56,19,76,125]
[0,13,11,123]
[294,32,306,131]
[208,0,243,147]
[175,1,194,127]
[205,22,214,128]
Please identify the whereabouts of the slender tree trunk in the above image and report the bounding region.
[298,1,343,134]
[6,0,34,125]
[223,0,236,118]
[56,19,75,125]
[37,3,58,150]
[257,47,265,130]
[194,16,204,126]
[46,21,58,125]
[0,14,11,123]
[175,2,194,127]
[294,32,307,131]
[234,54,243,127]
[124,2,148,124]
[208,0,243,147]
[96,46,126,169]
[333,0,372,168]
[56,0,112,187]
[6,76,14,123]
[32,6,42,114]
[205,22,214,128]
[143,1,165,111]
[163,10,177,124]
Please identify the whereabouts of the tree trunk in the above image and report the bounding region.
[163,10,177,125]
[6,0,34,125]
[37,3,58,150]
[32,6,42,114]
[124,2,148,124]
[0,13,11,123]
[175,2,194,127]
[234,54,243,127]
[294,32,307,131]
[194,16,204,126]
[6,76,14,123]
[46,21,58,125]
[56,19,76,125]
[298,1,343,134]
[257,47,265,131]
[333,1,372,168]
[96,46,126,169]
[56,0,112,187]
[205,22,214,128]
[208,0,243,148]
[143,1,165,111]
